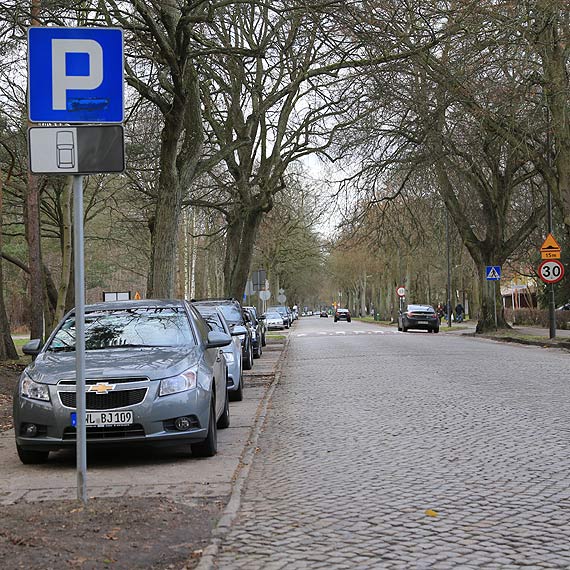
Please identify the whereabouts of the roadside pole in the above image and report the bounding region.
[493,281,498,329]
[73,175,87,503]
[27,27,125,504]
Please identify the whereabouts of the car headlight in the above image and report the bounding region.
[224,353,235,364]
[159,370,197,396]
[21,374,50,402]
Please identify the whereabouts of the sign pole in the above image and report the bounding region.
[493,281,498,329]
[73,174,87,503]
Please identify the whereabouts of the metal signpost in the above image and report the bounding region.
[486,266,501,328]
[396,286,406,313]
[28,27,124,503]
[540,233,562,339]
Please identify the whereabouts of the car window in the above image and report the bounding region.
[203,314,225,334]
[48,307,196,351]
[266,312,281,318]
[407,305,435,313]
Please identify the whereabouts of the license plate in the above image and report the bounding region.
[71,410,134,427]
[418,321,429,324]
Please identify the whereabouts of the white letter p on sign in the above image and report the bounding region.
[51,39,103,110]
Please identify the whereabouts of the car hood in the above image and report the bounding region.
[25,346,203,385]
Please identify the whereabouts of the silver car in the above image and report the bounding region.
[194,305,244,401]
[14,300,232,464]
[265,311,285,330]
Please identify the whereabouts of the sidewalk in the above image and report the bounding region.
[441,319,570,349]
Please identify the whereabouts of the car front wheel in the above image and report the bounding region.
[229,375,243,401]
[16,445,50,465]
[217,391,230,429]
[192,401,218,457]
[243,343,253,370]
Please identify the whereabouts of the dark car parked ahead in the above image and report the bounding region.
[334,308,351,322]
[243,307,264,358]
[398,304,439,333]
[192,299,255,370]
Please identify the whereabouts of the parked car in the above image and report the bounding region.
[268,306,292,328]
[192,299,254,370]
[398,304,440,333]
[264,311,285,330]
[334,308,351,322]
[243,307,263,359]
[194,305,244,401]
[320,310,328,318]
[13,300,232,464]
[243,305,266,348]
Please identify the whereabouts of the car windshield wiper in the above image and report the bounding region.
[48,346,75,352]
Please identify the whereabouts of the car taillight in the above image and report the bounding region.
[407,312,415,317]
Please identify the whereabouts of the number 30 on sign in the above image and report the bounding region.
[538,259,564,284]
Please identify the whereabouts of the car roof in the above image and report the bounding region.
[82,299,186,313]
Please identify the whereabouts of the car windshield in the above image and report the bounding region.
[217,305,243,325]
[266,312,282,319]
[48,307,195,351]
[269,307,287,315]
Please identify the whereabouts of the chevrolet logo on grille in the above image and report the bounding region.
[88,382,116,395]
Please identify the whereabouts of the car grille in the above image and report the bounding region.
[59,388,147,410]
[63,424,145,440]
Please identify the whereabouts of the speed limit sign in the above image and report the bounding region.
[396,286,406,297]
[538,259,564,284]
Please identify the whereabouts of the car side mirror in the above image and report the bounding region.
[206,331,232,348]
[22,339,43,357]
[231,325,248,336]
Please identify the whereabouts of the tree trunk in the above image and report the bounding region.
[223,209,263,300]
[25,0,44,340]
[25,173,44,340]
[475,263,509,333]
[50,177,72,332]
[148,114,184,298]
[0,163,18,360]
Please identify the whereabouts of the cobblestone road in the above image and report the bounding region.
[215,318,570,569]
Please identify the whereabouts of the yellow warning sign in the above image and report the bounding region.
[134,291,141,300]
[540,233,561,259]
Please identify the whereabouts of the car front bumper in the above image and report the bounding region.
[14,381,211,452]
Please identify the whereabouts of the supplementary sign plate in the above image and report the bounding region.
[29,125,124,174]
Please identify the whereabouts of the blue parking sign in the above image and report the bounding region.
[28,27,124,123]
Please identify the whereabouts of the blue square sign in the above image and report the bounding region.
[486,266,501,281]
[28,27,124,123]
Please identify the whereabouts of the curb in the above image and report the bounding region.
[193,333,292,570]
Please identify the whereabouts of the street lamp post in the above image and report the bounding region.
[446,209,452,327]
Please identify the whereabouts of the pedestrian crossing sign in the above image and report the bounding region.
[486,266,501,280]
